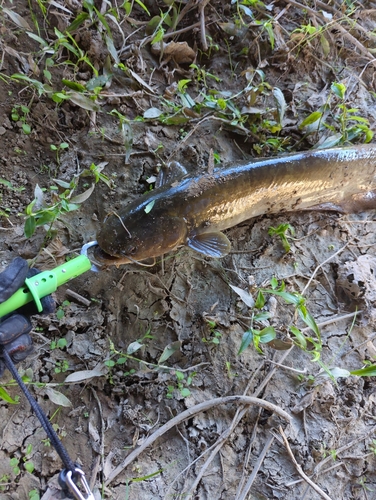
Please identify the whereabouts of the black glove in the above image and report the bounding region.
[0,257,55,376]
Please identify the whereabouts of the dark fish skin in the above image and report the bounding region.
[95,145,376,265]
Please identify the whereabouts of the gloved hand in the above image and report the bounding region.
[0,257,55,376]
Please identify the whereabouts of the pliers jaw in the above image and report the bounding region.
[80,241,101,272]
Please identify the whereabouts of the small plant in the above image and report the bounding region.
[202,318,222,345]
[29,489,40,500]
[166,371,195,399]
[369,439,376,455]
[50,142,69,166]
[104,330,155,381]
[225,361,237,378]
[11,105,31,134]
[268,223,295,252]
[320,442,337,461]
[9,444,34,477]
[0,474,9,492]
[299,81,373,146]
[9,457,20,476]
[56,300,70,320]
[54,360,69,374]
[23,444,35,474]
[237,289,276,355]
[24,161,112,238]
[50,337,67,350]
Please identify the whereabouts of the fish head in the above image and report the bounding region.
[95,204,187,265]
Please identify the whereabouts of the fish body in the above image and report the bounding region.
[95,145,376,265]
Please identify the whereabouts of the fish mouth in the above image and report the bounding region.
[93,246,132,266]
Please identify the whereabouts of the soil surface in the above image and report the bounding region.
[1,1,376,499]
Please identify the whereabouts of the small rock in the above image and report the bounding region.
[0,126,6,135]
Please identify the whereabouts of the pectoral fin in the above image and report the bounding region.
[187,231,231,258]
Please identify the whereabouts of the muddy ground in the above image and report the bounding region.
[1,0,376,499]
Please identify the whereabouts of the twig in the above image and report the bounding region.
[301,243,348,295]
[235,409,262,499]
[252,348,293,397]
[199,0,210,52]
[237,433,275,500]
[267,360,307,374]
[90,388,105,495]
[65,289,91,307]
[279,427,333,500]
[183,362,266,498]
[285,462,343,487]
[105,395,291,485]
[301,310,361,332]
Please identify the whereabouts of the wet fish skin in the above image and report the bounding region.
[95,145,376,265]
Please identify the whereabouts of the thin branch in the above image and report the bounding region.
[279,427,334,500]
[237,433,275,500]
[105,396,291,485]
[301,243,348,295]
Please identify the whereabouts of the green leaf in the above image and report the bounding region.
[66,11,90,32]
[144,200,155,213]
[94,7,112,35]
[238,330,254,355]
[34,211,57,226]
[0,386,18,404]
[289,325,307,349]
[262,289,302,306]
[24,216,36,238]
[24,461,34,473]
[298,306,321,340]
[57,338,67,349]
[258,326,276,343]
[61,78,86,92]
[86,75,110,90]
[299,111,322,128]
[254,311,271,321]
[67,92,100,111]
[116,357,127,364]
[349,115,369,123]
[52,93,67,103]
[272,87,286,125]
[255,290,265,309]
[158,341,181,364]
[56,308,64,320]
[177,79,191,92]
[180,388,191,397]
[270,277,278,289]
[146,15,161,35]
[350,365,376,377]
[22,123,31,134]
[314,133,343,149]
[331,82,346,99]
[134,0,150,16]
[151,27,164,44]
[26,32,48,47]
